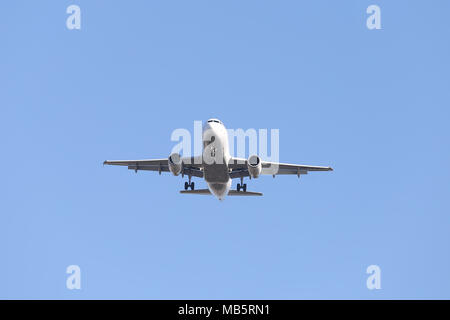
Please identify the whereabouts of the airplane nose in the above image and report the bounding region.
[203,122,212,130]
[203,123,218,139]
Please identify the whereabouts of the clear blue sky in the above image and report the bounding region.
[2,0,450,299]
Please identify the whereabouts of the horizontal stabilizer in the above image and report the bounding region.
[228,190,263,196]
[179,189,263,196]
[179,189,211,195]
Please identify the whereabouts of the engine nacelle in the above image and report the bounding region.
[168,153,182,176]
[247,155,262,178]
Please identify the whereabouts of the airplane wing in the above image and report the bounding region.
[228,157,333,179]
[103,158,204,178]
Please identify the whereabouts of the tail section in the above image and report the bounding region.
[180,189,262,196]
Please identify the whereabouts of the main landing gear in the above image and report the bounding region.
[184,176,195,190]
[237,176,247,192]
[237,183,247,192]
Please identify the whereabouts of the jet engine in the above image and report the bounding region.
[168,153,182,176]
[247,155,262,178]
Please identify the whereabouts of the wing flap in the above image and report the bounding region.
[228,157,332,178]
[104,158,203,177]
[103,159,168,166]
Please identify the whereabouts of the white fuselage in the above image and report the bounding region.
[202,120,232,200]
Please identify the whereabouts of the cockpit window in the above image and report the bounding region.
[207,119,221,124]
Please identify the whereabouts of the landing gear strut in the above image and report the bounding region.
[184,176,195,190]
[237,176,247,192]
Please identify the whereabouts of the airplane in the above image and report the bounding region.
[103,119,333,200]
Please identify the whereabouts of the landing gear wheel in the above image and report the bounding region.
[184,182,189,190]
[190,182,195,190]
[243,184,247,192]
[237,183,241,192]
